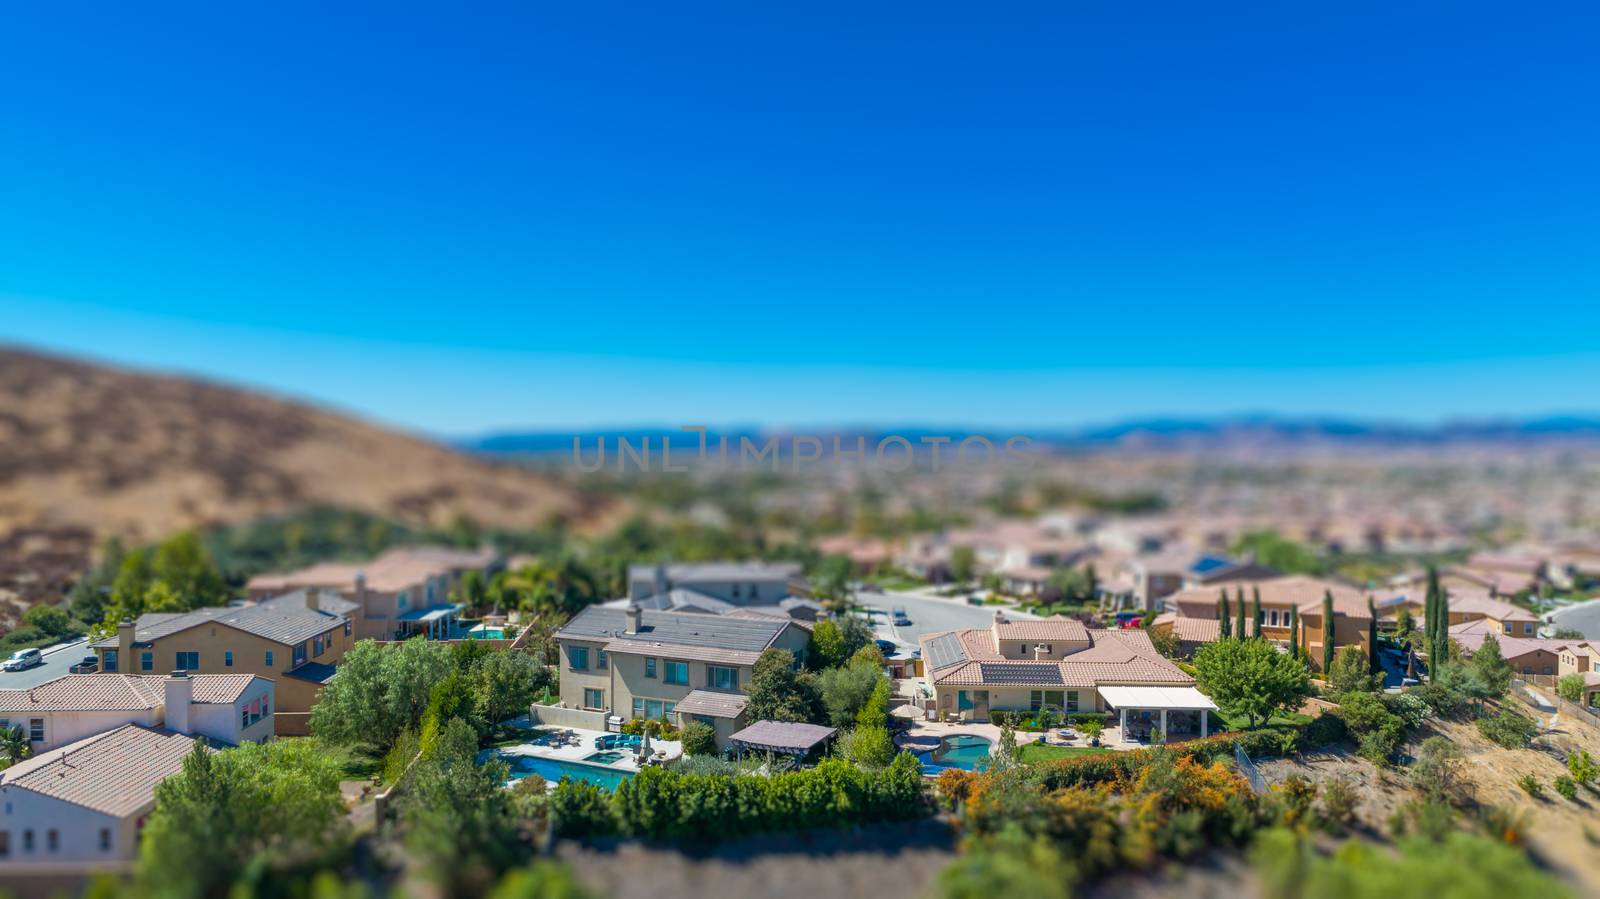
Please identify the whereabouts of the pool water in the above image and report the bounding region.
[921,734,994,772]
[585,750,628,764]
[502,753,634,790]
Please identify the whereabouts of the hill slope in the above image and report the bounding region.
[0,346,610,616]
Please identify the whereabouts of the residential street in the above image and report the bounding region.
[0,638,90,689]
[853,588,1036,651]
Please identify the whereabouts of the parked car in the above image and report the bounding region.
[69,655,99,674]
[858,583,884,594]
[2,648,43,672]
[891,607,911,626]
[874,639,898,655]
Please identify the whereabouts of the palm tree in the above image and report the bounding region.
[0,725,31,768]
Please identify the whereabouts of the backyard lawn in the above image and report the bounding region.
[1018,743,1114,764]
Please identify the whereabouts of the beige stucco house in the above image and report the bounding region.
[1153,575,1374,670]
[0,672,273,752]
[554,605,811,749]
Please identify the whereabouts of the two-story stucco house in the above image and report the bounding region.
[0,671,273,752]
[1151,575,1375,670]
[90,601,351,735]
[554,605,811,749]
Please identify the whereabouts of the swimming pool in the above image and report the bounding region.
[501,752,635,790]
[919,734,994,772]
[585,750,628,764]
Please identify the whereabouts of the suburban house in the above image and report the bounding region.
[90,602,351,735]
[0,672,273,752]
[1152,574,1374,670]
[1448,621,1566,679]
[1382,591,1539,637]
[1558,640,1600,679]
[616,562,822,620]
[245,545,501,640]
[0,724,197,864]
[918,612,1218,742]
[811,534,895,573]
[552,605,811,749]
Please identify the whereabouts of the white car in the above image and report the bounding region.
[2,648,43,672]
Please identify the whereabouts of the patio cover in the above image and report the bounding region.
[1097,686,1218,711]
[397,603,462,623]
[729,721,836,755]
[674,689,750,719]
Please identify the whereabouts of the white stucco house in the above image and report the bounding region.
[0,672,274,752]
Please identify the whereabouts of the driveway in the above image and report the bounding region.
[0,639,89,689]
[853,589,1035,649]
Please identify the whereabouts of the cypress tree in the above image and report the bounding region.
[1251,586,1263,638]
[1321,589,1336,673]
[1219,590,1232,639]
[1367,594,1379,674]
[1236,587,1248,640]
[1435,588,1450,662]
[1424,566,1441,661]
[1289,605,1300,659]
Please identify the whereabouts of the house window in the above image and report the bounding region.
[664,661,689,685]
[750,584,760,600]
[99,829,112,852]
[344,620,352,638]
[293,643,307,666]
[708,666,738,691]
[1525,623,1535,635]
[1030,690,1066,710]
[569,647,589,671]
[1269,609,1280,627]
[397,592,408,611]
[597,649,608,670]
[313,637,324,657]
[1503,622,1513,634]
[1066,691,1080,712]
[583,688,605,709]
[140,651,153,672]
[1544,666,1554,675]
[732,584,742,599]
[103,650,117,673]
[46,829,58,853]
[29,719,44,743]
[0,831,8,857]
[23,830,33,853]
[265,651,274,668]
[1036,644,1053,655]
[645,658,657,678]
[224,651,233,668]
[175,651,199,671]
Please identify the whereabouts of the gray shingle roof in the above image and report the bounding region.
[91,604,344,650]
[257,588,360,618]
[629,561,802,582]
[558,607,788,653]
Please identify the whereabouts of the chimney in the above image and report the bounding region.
[653,564,668,597]
[164,671,193,735]
[305,589,320,613]
[1034,645,1049,660]
[624,603,642,636]
[117,618,135,664]
[354,572,368,612]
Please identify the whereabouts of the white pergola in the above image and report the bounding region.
[1097,686,1218,740]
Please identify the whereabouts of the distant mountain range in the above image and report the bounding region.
[460,415,1600,456]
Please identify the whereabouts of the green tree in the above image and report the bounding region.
[836,614,875,660]
[679,721,717,756]
[1367,595,1379,674]
[1219,590,1233,639]
[808,619,847,669]
[1236,587,1249,640]
[1469,633,1513,699]
[1321,590,1335,673]
[68,535,125,625]
[1395,606,1416,648]
[1252,827,1573,898]
[475,649,554,736]
[1567,749,1597,786]
[22,603,72,639]
[149,531,228,609]
[1193,637,1311,730]
[1557,673,1586,703]
[950,546,977,584]
[487,863,595,899]
[1251,586,1263,637]
[1327,645,1379,694]
[1289,605,1300,659]
[108,550,154,622]
[311,638,453,752]
[818,657,884,728]
[402,717,521,895]
[1230,531,1323,575]
[744,649,821,723]
[139,738,344,899]
[810,554,854,606]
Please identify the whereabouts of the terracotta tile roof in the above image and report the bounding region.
[0,673,263,713]
[673,689,750,719]
[1169,575,1375,621]
[994,618,1089,642]
[1152,613,1222,643]
[1392,591,1537,623]
[922,627,1192,688]
[0,724,198,817]
[248,545,495,593]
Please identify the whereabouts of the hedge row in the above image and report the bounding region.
[552,752,929,841]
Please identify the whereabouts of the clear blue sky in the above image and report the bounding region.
[4,2,1599,435]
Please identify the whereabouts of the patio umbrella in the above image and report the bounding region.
[637,727,652,761]
[890,703,924,719]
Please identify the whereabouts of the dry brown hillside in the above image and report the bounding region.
[0,346,615,619]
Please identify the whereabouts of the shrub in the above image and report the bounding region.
[1383,692,1431,729]
[1253,827,1573,896]
[1568,749,1597,786]
[1298,711,1347,750]
[937,768,979,808]
[1271,774,1319,830]
[841,725,896,768]
[1517,774,1543,799]
[1409,736,1462,803]
[548,779,615,838]
[1557,674,1585,703]
[679,721,717,757]
[1327,646,1379,694]
[1319,775,1359,830]
[1389,797,1456,842]
[1476,711,1535,749]
[1554,775,1577,801]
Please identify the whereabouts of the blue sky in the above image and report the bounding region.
[4,2,1599,435]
